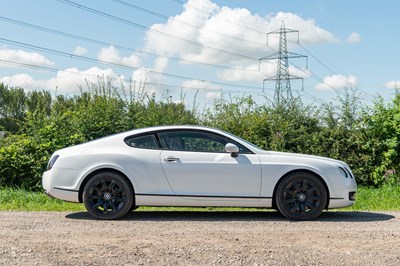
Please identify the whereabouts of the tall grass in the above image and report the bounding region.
[1,186,399,212]
[349,185,400,211]
[0,187,84,211]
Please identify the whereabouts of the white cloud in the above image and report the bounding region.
[0,48,54,67]
[267,12,338,46]
[217,64,266,82]
[97,45,142,68]
[129,56,172,95]
[384,80,400,89]
[181,79,221,90]
[346,32,361,43]
[139,0,337,88]
[73,46,88,55]
[132,57,167,85]
[47,67,124,94]
[288,66,311,78]
[315,75,358,91]
[216,63,309,83]
[0,1,340,95]
[0,67,124,94]
[0,74,42,90]
[206,91,221,101]
[143,0,337,68]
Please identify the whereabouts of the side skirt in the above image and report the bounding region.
[135,193,273,208]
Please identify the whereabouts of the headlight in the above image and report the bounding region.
[47,155,59,171]
[338,167,348,178]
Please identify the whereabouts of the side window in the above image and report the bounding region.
[125,134,159,149]
[158,131,228,153]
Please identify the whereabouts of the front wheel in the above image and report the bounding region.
[83,171,134,220]
[275,172,327,220]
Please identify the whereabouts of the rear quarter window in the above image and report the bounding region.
[125,134,159,149]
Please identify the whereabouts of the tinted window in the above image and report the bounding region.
[159,131,227,152]
[158,130,251,153]
[125,134,159,149]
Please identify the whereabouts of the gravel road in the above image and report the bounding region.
[1,210,400,265]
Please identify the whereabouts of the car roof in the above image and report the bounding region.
[120,125,220,137]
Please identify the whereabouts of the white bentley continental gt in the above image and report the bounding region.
[42,125,357,220]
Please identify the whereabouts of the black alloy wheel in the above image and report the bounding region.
[83,171,134,220]
[275,172,327,220]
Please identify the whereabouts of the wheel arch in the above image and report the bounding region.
[272,169,330,210]
[78,168,135,203]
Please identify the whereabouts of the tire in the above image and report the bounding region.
[83,171,134,220]
[275,172,327,220]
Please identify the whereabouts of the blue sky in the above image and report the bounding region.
[1,0,399,106]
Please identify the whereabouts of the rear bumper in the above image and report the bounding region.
[43,189,55,199]
[42,169,80,202]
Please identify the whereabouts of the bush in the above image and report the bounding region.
[0,135,50,189]
[0,80,399,189]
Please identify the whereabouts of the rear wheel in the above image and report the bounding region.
[275,172,327,220]
[83,171,134,220]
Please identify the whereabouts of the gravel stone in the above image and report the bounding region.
[0,211,399,265]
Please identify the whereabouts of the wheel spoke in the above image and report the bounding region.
[307,195,320,201]
[90,194,102,200]
[306,186,317,193]
[109,202,117,211]
[284,198,296,204]
[113,188,122,195]
[299,202,305,214]
[101,179,107,190]
[290,201,300,212]
[113,196,124,203]
[301,180,308,191]
[103,201,110,214]
[285,189,296,196]
[305,201,317,210]
[92,200,102,210]
[92,186,102,194]
[294,182,302,192]
[109,179,116,191]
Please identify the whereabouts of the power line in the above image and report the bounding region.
[0,59,330,105]
[1,1,373,104]
[0,58,278,103]
[56,0,258,61]
[294,41,376,99]
[0,37,269,92]
[0,16,265,73]
[0,59,214,92]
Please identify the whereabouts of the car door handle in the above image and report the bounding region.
[164,157,180,162]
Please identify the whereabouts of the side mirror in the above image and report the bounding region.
[225,143,239,158]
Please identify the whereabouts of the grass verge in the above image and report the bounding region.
[0,185,399,212]
[346,184,400,211]
[0,187,85,212]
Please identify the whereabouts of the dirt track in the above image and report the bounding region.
[1,210,400,265]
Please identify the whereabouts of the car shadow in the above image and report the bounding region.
[65,210,395,222]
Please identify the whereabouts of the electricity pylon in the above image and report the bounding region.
[259,21,307,105]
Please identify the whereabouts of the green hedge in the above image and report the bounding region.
[0,81,399,190]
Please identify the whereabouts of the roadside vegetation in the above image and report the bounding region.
[1,186,399,212]
[1,80,400,211]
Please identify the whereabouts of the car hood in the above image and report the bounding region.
[266,151,347,168]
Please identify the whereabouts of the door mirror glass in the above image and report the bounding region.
[225,143,239,157]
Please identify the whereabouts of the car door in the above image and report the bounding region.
[158,130,261,201]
